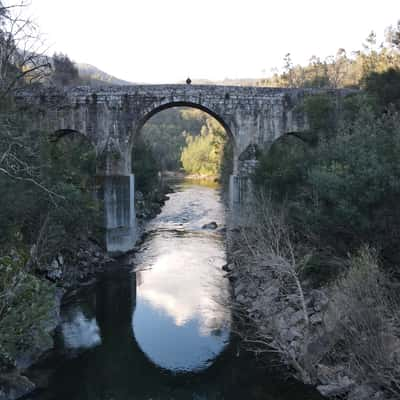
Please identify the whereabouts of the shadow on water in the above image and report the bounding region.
[26,181,324,400]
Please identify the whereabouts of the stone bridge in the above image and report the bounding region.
[15,84,349,253]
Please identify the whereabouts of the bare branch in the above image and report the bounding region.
[0,167,65,200]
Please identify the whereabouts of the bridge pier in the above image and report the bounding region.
[229,175,254,209]
[100,174,137,254]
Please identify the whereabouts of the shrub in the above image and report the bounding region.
[327,247,400,397]
[0,252,56,370]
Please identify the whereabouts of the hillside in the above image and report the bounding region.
[76,63,135,86]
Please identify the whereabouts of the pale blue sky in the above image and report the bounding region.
[26,0,400,83]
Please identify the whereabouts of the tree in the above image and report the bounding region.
[52,53,80,87]
[282,53,295,87]
[327,48,349,88]
[385,20,400,51]
[364,68,400,110]
[0,0,50,97]
[180,117,227,177]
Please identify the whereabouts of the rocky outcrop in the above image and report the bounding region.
[38,239,113,289]
[226,260,395,400]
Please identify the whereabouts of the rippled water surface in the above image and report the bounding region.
[27,181,324,400]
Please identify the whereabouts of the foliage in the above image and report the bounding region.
[180,117,227,177]
[51,53,80,87]
[139,106,231,181]
[327,247,400,397]
[141,107,206,171]
[0,1,103,375]
[302,94,336,133]
[0,251,56,370]
[306,108,400,256]
[254,68,400,281]
[0,1,50,96]
[258,23,400,89]
[229,195,315,384]
[254,135,311,200]
[131,135,160,193]
[364,68,400,111]
[0,104,101,264]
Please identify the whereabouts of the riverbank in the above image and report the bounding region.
[226,224,398,400]
[0,180,172,400]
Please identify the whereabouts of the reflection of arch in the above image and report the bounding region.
[130,101,236,153]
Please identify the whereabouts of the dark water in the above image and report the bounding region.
[27,181,323,400]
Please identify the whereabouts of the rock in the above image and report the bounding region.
[222,263,233,272]
[286,294,300,307]
[310,289,329,312]
[264,286,279,300]
[286,327,302,342]
[46,259,62,281]
[316,364,343,385]
[348,384,377,400]
[372,391,387,400]
[317,376,355,397]
[0,371,36,400]
[289,310,305,325]
[234,282,246,296]
[25,368,54,390]
[308,335,333,362]
[237,294,246,303]
[310,313,323,325]
[202,221,218,230]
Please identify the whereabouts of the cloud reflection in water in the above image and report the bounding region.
[132,186,231,372]
[61,310,102,350]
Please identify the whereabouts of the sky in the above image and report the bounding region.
[26,0,400,84]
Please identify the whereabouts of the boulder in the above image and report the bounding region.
[202,221,218,230]
[289,310,305,325]
[46,259,62,281]
[348,384,377,400]
[310,313,323,325]
[0,372,35,400]
[222,263,233,272]
[310,289,329,312]
[317,376,355,397]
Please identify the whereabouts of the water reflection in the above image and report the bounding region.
[61,310,102,350]
[132,184,231,372]
[25,182,325,400]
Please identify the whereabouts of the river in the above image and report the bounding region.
[26,180,323,400]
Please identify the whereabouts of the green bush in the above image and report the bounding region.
[0,252,56,370]
[254,70,400,281]
[131,136,160,193]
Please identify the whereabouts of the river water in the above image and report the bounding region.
[27,181,323,400]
